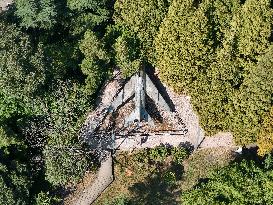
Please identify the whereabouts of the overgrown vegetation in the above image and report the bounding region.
[94,145,190,205]
[155,0,273,144]
[182,155,273,204]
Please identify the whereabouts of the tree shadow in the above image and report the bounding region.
[128,163,183,205]
[232,145,261,164]
[145,64,176,112]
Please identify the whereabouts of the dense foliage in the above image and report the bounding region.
[181,156,273,204]
[15,0,57,29]
[155,0,273,144]
[258,107,273,156]
[1,0,273,203]
[0,126,30,205]
[1,0,112,203]
[114,0,171,64]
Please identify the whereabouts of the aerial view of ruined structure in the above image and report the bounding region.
[0,0,273,205]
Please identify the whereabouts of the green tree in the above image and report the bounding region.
[155,0,240,135]
[0,126,30,205]
[222,0,273,144]
[155,0,240,91]
[258,107,273,156]
[0,20,47,120]
[182,156,273,205]
[42,82,94,186]
[0,162,30,205]
[155,0,273,144]
[79,30,110,94]
[114,0,171,64]
[67,0,112,36]
[15,0,57,29]
[114,31,142,77]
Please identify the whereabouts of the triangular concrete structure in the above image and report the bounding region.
[110,68,172,126]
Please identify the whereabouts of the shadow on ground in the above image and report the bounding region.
[128,163,183,205]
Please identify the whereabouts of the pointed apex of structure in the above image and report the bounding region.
[110,67,172,127]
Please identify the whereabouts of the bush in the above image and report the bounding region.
[104,195,130,205]
[35,191,60,205]
[181,156,273,205]
[134,145,188,165]
[163,171,176,186]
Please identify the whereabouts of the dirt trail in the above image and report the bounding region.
[69,152,113,205]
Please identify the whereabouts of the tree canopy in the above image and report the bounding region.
[155,0,273,144]
[1,0,273,203]
[182,156,273,204]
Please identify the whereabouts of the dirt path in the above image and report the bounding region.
[69,152,114,205]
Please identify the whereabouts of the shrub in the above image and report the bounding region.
[134,145,188,165]
[181,156,273,205]
[104,195,130,205]
[171,147,188,165]
[35,192,60,205]
[163,171,176,186]
[148,145,169,162]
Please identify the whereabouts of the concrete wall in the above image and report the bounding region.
[115,132,193,151]
[110,75,135,111]
[145,73,171,112]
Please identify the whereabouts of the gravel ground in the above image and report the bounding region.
[0,0,13,11]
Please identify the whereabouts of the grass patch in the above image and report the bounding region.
[180,147,235,191]
[94,145,189,205]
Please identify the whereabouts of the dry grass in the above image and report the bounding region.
[180,147,236,191]
[93,150,157,205]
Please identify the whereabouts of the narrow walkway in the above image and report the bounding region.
[72,151,114,205]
